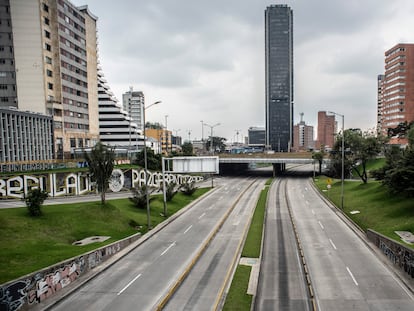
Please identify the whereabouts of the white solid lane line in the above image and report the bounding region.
[346,267,359,286]
[160,242,176,256]
[117,273,142,295]
[183,225,193,234]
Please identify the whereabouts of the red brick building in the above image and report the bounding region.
[316,111,336,150]
[379,43,414,144]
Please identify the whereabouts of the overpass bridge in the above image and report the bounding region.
[217,152,319,175]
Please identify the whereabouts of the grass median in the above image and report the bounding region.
[0,188,210,284]
[223,178,272,311]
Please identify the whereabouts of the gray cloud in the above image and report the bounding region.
[71,0,414,141]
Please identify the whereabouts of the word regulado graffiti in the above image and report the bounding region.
[0,169,204,199]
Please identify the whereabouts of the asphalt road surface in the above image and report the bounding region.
[163,177,267,311]
[49,176,260,311]
[287,174,414,310]
[255,177,311,310]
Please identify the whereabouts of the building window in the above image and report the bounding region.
[46,69,52,77]
[44,30,50,38]
[70,138,76,148]
[45,56,52,64]
[0,59,5,64]
[48,82,53,90]
[43,3,49,12]
[45,43,51,51]
[44,17,49,25]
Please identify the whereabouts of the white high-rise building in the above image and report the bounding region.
[122,88,145,131]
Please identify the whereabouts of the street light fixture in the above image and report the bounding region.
[203,122,220,155]
[328,111,345,210]
[144,100,161,229]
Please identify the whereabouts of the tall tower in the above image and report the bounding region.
[380,43,414,143]
[265,4,293,152]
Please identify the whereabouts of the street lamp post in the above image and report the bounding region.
[144,100,161,229]
[203,122,220,155]
[328,111,345,210]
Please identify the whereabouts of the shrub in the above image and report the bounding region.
[25,188,48,216]
[181,181,198,196]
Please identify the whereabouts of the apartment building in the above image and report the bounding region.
[98,67,143,151]
[122,88,145,131]
[292,114,314,151]
[379,43,414,144]
[316,111,336,150]
[7,0,99,159]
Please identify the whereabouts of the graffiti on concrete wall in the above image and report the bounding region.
[0,257,85,311]
[0,169,204,199]
[379,239,414,278]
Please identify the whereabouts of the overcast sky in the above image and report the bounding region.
[72,0,414,142]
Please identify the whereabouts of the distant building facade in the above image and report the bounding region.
[122,88,145,131]
[0,107,53,172]
[377,74,385,135]
[316,111,335,150]
[265,4,294,152]
[248,126,265,146]
[378,43,414,144]
[292,114,314,151]
[146,128,172,155]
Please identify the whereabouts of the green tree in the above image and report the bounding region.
[329,130,387,183]
[205,136,227,153]
[182,142,194,156]
[135,147,162,171]
[312,148,325,175]
[25,188,48,216]
[383,127,414,197]
[84,142,115,205]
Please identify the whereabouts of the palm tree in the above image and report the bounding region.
[84,142,115,205]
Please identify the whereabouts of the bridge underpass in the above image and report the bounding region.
[218,154,316,176]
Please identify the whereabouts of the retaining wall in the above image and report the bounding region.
[0,232,142,311]
[367,229,414,280]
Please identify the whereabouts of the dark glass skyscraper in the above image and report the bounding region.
[265,5,293,152]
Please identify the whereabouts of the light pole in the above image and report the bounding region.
[328,111,345,210]
[203,122,220,155]
[144,100,161,229]
[164,114,169,154]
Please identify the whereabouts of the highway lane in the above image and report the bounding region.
[49,176,255,311]
[288,176,414,310]
[163,177,266,311]
[255,177,311,310]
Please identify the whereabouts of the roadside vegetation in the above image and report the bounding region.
[0,188,209,284]
[314,175,414,248]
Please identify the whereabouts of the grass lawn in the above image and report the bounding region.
[314,176,414,246]
[222,264,253,311]
[0,188,210,284]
